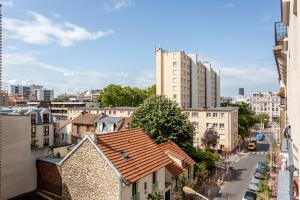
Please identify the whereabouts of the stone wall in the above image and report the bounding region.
[61,139,120,200]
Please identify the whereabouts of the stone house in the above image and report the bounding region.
[159,141,196,200]
[36,128,172,200]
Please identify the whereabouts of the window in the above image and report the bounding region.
[173,78,177,83]
[213,123,218,128]
[206,113,211,118]
[191,112,198,117]
[144,182,147,191]
[220,123,225,129]
[108,111,112,114]
[43,138,49,146]
[173,70,177,75]
[113,111,116,115]
[220,113,224,118]
[294,0,298,15]
[173,53,177,59]
[132,182,137,196]
[173,94,177,99]
[206,123,212,128]
[43,126,49,136]
[77,125,80,134]
[173,86,177,91]
[31,114,36,124]
[152,172,157,184]
[219,134,225,140]
[43,114,49,123]
[173,62,177,67]
[213,113,218,118]
[31,127,36,138]
[108,124,115,132]
[192,122,198,128]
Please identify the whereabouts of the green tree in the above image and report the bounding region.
[254,113,270,127]
[97,84,155,107]
[194,162,209,184]
[147,192,163,200]
[131,95,193,147]
[201,128,219,151]
[237,102,257,138]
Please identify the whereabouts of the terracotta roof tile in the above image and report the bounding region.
[118,117,132,131]
[159,141,195,176]
[72,113,104,125]
[96,128,171,184]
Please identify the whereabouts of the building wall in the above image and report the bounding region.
[156,48,220,109]
[37,160,62,197]
[0,115,49,199]
[67,108,134,120]
[249,92,280,120]
[61,139,120,200]
[286,0,300,169]
[122,167,165,200]
[185,108,239,151]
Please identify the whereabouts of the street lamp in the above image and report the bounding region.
[183,186,209,200]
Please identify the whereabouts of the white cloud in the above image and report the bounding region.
[104,0,133,11]
[50,12,61,18]
[134,70,155,87]
[3,11,114,46]
[3,52,132,95]
[0,0,14,8]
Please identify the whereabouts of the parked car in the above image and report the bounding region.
[248,142,256,151]
[255,133,264,141]
[242,190,257,200]
[248,177,260,191]
[254,171,266,180]
[256,162,267,173]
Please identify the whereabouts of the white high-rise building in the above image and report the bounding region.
[36,89,54,101]
[156,48,220,108]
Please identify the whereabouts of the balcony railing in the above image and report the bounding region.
[152,182,158,192]
[131,192,140,200]
[274,22,287,45]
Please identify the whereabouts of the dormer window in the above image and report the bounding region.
[108,123,115,132]
[97,123,104,132]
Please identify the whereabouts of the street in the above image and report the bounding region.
[213,132,275,200]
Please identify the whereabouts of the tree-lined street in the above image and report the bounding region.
[214,132,275,200]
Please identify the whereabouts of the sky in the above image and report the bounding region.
[1,0,280,97]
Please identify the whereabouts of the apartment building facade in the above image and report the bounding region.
[273,0,300,198]
[67,106,136,120]
[0,108,53,199]
[249,92,280,121]
[156,48,220,109]
[184,107,239,152]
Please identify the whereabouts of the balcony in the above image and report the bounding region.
[131,192,140,200]
[152,182,158,192]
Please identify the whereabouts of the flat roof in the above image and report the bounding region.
[68,106,136,111]
[184,107,238,112]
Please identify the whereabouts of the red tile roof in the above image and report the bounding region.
[159,141,195,176]
[96,128,171,184]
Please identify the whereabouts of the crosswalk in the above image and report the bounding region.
[245,151,269,155]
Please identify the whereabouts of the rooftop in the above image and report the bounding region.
[72,113,104,125]
[96,128,171,183]
[184,107,238,112]
[159,141,195,176]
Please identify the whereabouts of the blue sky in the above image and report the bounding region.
[2,0,280,97]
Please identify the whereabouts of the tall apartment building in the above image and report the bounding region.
[249,92,280,120]
[36,89,54,101]
[8,85,32,96]
[273,0,300,198]
[156,48,220,109]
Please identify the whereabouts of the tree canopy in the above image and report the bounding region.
[237,102,257,138]
[131,95,193,147]
[254,113,270,127]
[201,128,219,151]
[97,84,156,107]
